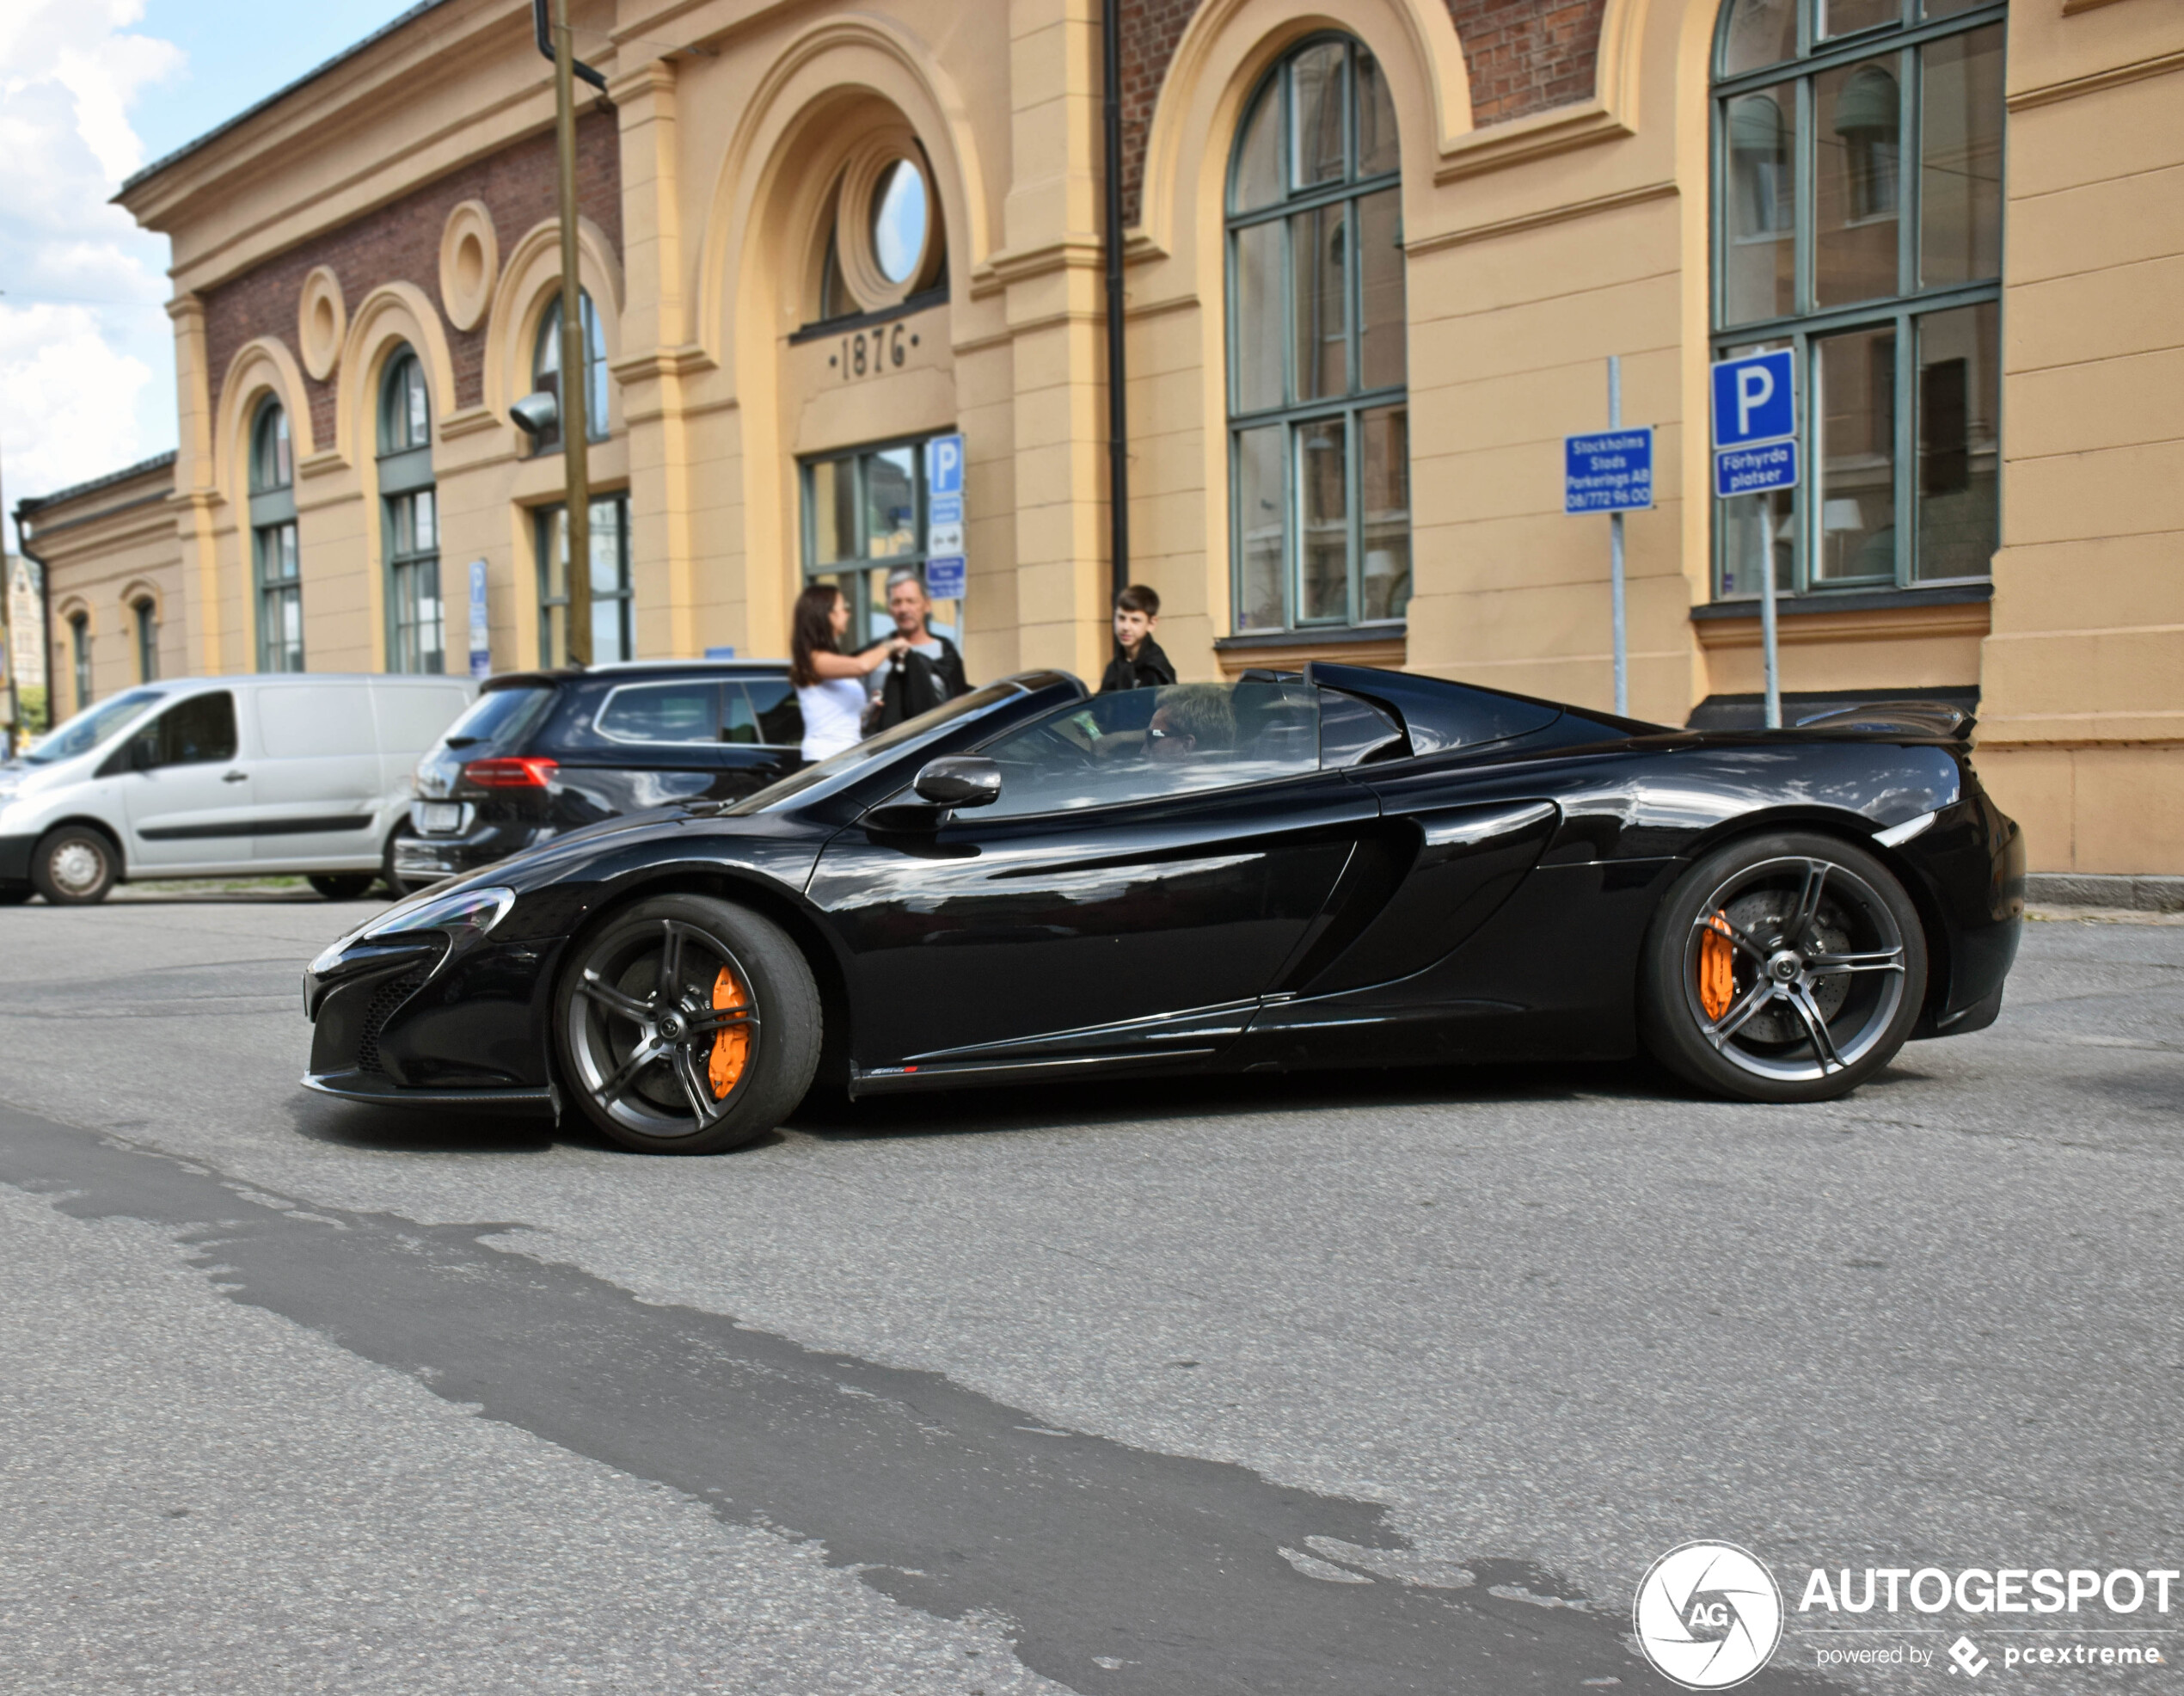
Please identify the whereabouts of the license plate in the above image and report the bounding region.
[416,802,462,834]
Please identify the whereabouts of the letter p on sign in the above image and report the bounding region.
[1711,349,1795,450]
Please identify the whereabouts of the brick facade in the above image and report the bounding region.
[1117,0,1609,224]
[204,108,623,448]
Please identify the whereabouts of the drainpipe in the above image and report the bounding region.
[1102,0,1129,605]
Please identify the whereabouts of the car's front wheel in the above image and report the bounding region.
[30,826,118,906]
[554,894,821,1154]
[309,874,377,900]
[1639,831,1927,1103]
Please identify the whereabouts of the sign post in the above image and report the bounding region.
[467,559,491,679]
[1563,357,1654,717]
[1709,348,1797,729]
[923,433,967,603]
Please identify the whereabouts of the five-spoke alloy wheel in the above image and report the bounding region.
[1641,831,1927,1103]
[555,894,821,1154]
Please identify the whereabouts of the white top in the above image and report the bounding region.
[797,676,868,762]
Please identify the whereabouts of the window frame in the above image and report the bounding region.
[69,612,91,712]
[377,347,443,674]
[133,599,158,684]
[1709,0,2006,601]
[534,492,634,666]
[530,290,610,454]
[799,435,939,647]
[1224,33,1410,636]
[248,398,304,673]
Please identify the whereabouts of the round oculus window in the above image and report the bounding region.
[870,159,929,286]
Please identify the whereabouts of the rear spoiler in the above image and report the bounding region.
[1794,701,1974,739]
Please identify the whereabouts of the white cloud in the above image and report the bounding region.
[0,0,182,546]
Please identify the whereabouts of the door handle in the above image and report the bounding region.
[222,770,248,783]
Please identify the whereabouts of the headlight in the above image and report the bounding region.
[310,886,515,976]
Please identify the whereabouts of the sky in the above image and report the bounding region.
[0,0,422,546]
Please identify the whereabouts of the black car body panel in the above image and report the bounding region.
[303,664,2024,1109]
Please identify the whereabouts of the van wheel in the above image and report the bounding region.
[31,826,118,906]
[310,874,377,900]
[555,894,821,1155]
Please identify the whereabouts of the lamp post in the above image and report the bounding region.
[532,0,607,665]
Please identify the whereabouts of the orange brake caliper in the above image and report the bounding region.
[1698,911,1737,1021]
[707,967,752,1098]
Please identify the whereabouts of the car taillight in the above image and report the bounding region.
[459,756,558,790]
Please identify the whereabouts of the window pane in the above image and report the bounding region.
[1359,405,1410,623]
[414,488,436,552]
[1721,0,1796,76]
[1819,0,1899,40]
[1815,59,1903,310]
[1291,203,1348,402]
[864,448,917,558]
[1235,426,1286,630]
[1355,48,1399,178]
[1232,83,1282,212]
[808,459,852,565]
[1919,25,2003,288]
[1298,418,1348,622]
[1916,301,1998,581]
[406,363,429,445]
[1722,87,1798,325]
[1231,221,1285,413]
[1817,327,1899,581]
[1719,487,1795,598]
[1358,189,1405,392]
[598,682,719,745]
[1289,41,1346,189]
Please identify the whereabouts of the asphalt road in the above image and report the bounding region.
[0,890,2177,1694]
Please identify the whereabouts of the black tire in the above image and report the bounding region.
[1639,830,1927,1103]
[555,894,821,1155]
[310,874,377,900]
[0,884,32,906]
[30,826,119,906]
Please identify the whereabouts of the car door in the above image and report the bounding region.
[540,678,753,826]
[807,681,1377,1073]
[116,690,255,872]
[251,682,383,865]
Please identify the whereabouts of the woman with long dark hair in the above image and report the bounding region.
[790,582,905,762]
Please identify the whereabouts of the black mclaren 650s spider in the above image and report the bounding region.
[303,663,2024,1154]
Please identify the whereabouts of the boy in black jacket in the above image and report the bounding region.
[1099,583,1176,692]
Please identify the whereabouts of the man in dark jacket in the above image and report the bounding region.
[873,568,972,729]
[1099,582,1176,692]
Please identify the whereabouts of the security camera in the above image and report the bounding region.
[511,391,559,437]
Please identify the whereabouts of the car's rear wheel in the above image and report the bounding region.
[309,874,377,900]
[380,827,426,899]
[1639,831,1927,1103]
[555,894,820,1154]
[30,826,118,906]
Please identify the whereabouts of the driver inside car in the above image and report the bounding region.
[1144,684,1237,765]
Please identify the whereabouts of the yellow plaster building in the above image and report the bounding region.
[14,0,2182,881]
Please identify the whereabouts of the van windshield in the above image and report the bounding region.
[23,690,164,765]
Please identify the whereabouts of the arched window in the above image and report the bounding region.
[377,347,443,673]
[133,598,159,684]
[248,398,303,672]
[1225,35,1408,634]
[531,291,608,452]
[1712,0,2003,599]
[69,611,91,712]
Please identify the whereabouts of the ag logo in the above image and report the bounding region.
[1633,1541,1784,1689]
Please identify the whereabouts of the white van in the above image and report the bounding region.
[0,673,475,906]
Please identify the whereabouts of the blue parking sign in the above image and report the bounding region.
[925,433,965,498]
[1564,428,1654,514]
[1710,349,1795,449]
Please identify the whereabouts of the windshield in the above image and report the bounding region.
[23,689,164,765]
[726,682,1026,814]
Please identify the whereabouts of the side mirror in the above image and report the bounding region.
[511,391,559,439]
[913,757,1001,808]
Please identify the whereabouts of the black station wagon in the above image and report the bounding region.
[393,661,804,889]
